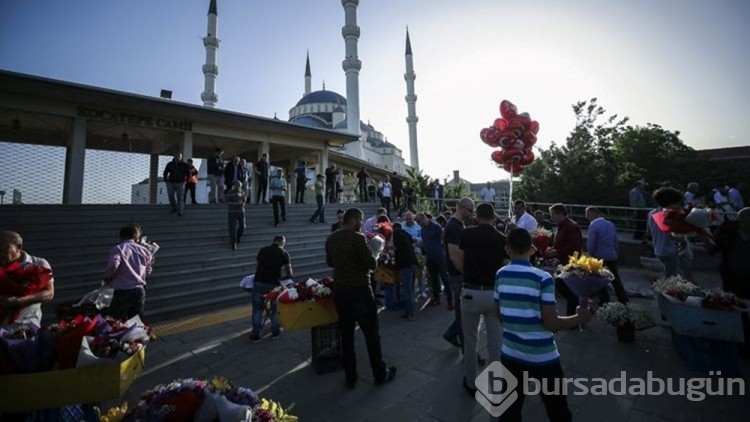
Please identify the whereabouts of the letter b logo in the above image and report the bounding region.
[475,361,519,417]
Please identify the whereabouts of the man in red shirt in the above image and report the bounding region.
[545,203,583,316]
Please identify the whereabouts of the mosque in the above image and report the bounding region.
[203,0,420,175]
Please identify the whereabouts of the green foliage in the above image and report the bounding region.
[515,98,715,206]
[444,182,472,199]
[406,167,432,198]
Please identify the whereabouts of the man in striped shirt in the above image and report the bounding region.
[494,228,591,422]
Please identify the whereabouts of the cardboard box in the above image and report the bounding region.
[0,348,145,412]
[659,293,744,343]
[278,301,338,331]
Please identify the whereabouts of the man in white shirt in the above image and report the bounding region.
[509,200,538,232]
[729,183,744,209]
[362,208,387,234]
[479,182,495,203]
[684,182,699,206]
[380,179,392,215]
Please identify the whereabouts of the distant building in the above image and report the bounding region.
[445,170,511,210]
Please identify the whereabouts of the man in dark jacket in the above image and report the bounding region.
[390,172,403,210]
[393,222,418,320]
[356,167,369,203]
[325,163,339,203]
[255,153,270,204]
[294,161,309,203]
[163,152,189,216]
[207,147,224,204]
[224,156,247,195]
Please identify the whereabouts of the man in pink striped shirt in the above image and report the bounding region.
[104,225,153,320]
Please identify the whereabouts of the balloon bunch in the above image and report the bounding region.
[480,100,539,175]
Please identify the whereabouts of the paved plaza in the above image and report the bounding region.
[115,267,749,421]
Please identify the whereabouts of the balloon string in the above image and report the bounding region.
[508,174,514,219]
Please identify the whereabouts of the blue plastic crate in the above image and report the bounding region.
[670,329,741,376]
[659,293,744,343]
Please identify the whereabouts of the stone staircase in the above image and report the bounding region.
[0,201,381,323]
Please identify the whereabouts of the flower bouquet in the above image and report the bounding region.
[265,278,339,331]
[0,261,53,323]
[531,227,553,255]
[701,289,748,311]
[263,278,334,306]
[650,276,702,302]
[650,206,715,236]
[597,302,655,343]
[555,252,614,309]
[116,377,296,422]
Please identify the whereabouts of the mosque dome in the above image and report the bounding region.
[295,90,347,107]
[290,115,328,128]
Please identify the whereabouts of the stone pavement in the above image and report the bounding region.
[111,267,749,421]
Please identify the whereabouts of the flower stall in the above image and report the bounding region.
[101,377,296,422]
[652,276,748,375]
[0,315,154,413]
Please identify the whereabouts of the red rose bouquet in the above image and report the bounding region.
[0,262,53,323]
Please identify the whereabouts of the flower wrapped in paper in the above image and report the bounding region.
[650,206,716,235]
[555,252,614,309]
[597,302,655,330]
[0,261,53,323]
[0,323,56,374]
[530,227,552,255]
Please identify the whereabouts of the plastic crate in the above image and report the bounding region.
[671,329,741,376]
[659,293,744,343]
[311,323,342,374]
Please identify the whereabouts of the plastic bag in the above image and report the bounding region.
[74,281,114,309]
[239,274,254,291]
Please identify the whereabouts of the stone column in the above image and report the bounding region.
[149,154,159,204]
[181,132,193,161]
[63,117,86,204]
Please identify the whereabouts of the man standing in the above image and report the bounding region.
[392,222,418,320]
[0,232,55,328]
[184,159,199,205]
[356,167,369,203]
[325,163,339,203]
[163,152,189,216]
[250,235,291,343]
[545,203,583,315]
[402,212,426,298]
[399,180,416,218]
[326,208,397,389]
[240,158,252,204]
[224,156,246,195]
[629,179,649,240]
[255,153,270,204]
[684,182,699,206]
[379,178,392,215]
[416,212,453,309]
[431,179,444,212]
[479,182,495,203]
[270,169,287,227]
[207,147,224,204]
[455,203,507,395]
[309,174,327,224]
[226,180,247,250]
[729,183,744,210]
[294,161,308,204]
[509,200,538,232]
[362,208,387,235]
[647,188,685,277]
[534,210,555,232]
[390,172,403,211]
[104,225,153,320]
[585,207,628,304]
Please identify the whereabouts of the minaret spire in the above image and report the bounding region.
[201,0,220,107]
[404,27,419,170]
[342,0,361,138]
[304,50,311,96]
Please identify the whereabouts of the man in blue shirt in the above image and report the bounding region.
[269,169,287,227]
[585,207,628,304]
[416,213,452,308]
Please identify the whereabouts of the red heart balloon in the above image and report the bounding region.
[499,100,518,120]
[480,127,489,142]
[503,162,524,175]
[491,150,505,164]
[507,121,524,138]
[522,131,537,148]
[530,120,540,135]
[485,128,501,147]
[520,149,535,165]
[516,113,532,129]
[502,148,523,162]
[513,139,525,150]
[494,118,508,131]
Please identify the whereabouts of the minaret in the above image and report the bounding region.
[341,0,361,136]
[404,28,419,170]
[201,0,219,107]
[304,51,312,96]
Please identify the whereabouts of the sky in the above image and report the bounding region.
[1,0,749,185]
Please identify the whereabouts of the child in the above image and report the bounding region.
[494,228,591,422]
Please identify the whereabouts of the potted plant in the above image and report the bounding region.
[597,302,655,343]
